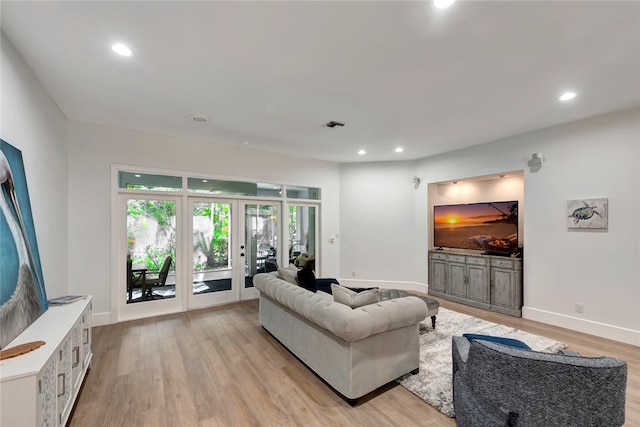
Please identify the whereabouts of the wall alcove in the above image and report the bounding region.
[426,171,525,316]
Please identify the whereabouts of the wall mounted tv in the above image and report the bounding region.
[433,201,518,255]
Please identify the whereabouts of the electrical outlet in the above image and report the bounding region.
[575,303,584,313]
[351,271,356,277]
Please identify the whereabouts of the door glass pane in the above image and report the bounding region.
[288,205,316,266]
[244,204,278,288]
[192,201,232,294]
[126,198,176,303]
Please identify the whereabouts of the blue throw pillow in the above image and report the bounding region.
[297,268,317,292]
[463,333,531,350]
[316,278,340,294]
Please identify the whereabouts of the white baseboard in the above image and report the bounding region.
[91,311,113,327]
[523,307,640,347]
[337,278,429,294]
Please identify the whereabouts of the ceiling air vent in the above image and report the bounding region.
[324,121,345,128]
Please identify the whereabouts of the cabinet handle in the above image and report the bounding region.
[57,373,66,397]
[72,346,80,368]
[83,328,89,344]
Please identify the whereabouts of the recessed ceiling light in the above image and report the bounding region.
[434,0,455,9]
[559,91,577,101]
[134,174,141,178]
[243,141,250,145]
[395,147,404,153]
[358,149,366,155]
[202,179,208,183]
[112,43,132,57]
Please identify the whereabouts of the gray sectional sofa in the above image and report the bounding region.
[253,273,427,403]
[452,335,627,426]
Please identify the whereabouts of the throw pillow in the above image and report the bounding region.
[331,284,378,308]
[463,333,531,350]
[316,278,340,294]
[345,286,378,293]
[297,268,316,292]
[278,267,299,285]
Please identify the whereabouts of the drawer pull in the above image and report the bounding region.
[72,346,80,368]
[83,328,89,344]
[57,373,66,397]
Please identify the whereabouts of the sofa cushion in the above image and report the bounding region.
[316,278,340,294]
[331,283,378,308]
[463,333,531,350]
[278,266,299,285]
[297,268,316,292]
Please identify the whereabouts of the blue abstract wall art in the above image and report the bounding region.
[1,139,48,349]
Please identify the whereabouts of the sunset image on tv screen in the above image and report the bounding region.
[433,201,518,252]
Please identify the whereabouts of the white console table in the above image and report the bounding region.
[0,296,92,426]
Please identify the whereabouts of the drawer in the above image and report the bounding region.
[491,258,514,268]
[448,254,466,263]
[466,256,488,266]
[429,252,447,260]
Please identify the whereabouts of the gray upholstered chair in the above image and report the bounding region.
[452,335,627,427]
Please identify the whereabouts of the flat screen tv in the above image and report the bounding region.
[433,201,518,255]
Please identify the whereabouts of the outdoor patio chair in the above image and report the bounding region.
[126,257,145,302]
[142,256,172,298]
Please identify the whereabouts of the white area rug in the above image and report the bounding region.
[397,307,566,417]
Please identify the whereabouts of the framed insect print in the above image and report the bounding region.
[567,198,608,229]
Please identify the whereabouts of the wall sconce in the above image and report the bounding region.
[530,152,544,164]
[413,176,422,189]
[528,152,544,173]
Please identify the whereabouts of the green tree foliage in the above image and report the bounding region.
[193,202,230,269]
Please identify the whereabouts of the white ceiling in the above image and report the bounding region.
[2,1,639,163]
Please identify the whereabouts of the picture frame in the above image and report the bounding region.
[1,139,48,349]
[567,198,608,229]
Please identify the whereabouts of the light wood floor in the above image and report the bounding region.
[70,297,639,427]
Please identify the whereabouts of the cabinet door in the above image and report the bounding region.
[57,333,73,425]
[81,304,92,370]
[38,357,57,427]
[429,259,447,293]
[448,263,467,298]
[491,268,517,311]
[72,318,83,392]
[467,265,490,303]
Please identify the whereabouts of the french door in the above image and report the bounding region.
[187,198,280,308]
[240,201,280,300]
[118,194,183,321]
[118,193,281,319]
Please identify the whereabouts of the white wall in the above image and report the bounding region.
[339,161,420,283]
[341,107,639,345]
[67,121,341,321]
[1,32,69,298]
